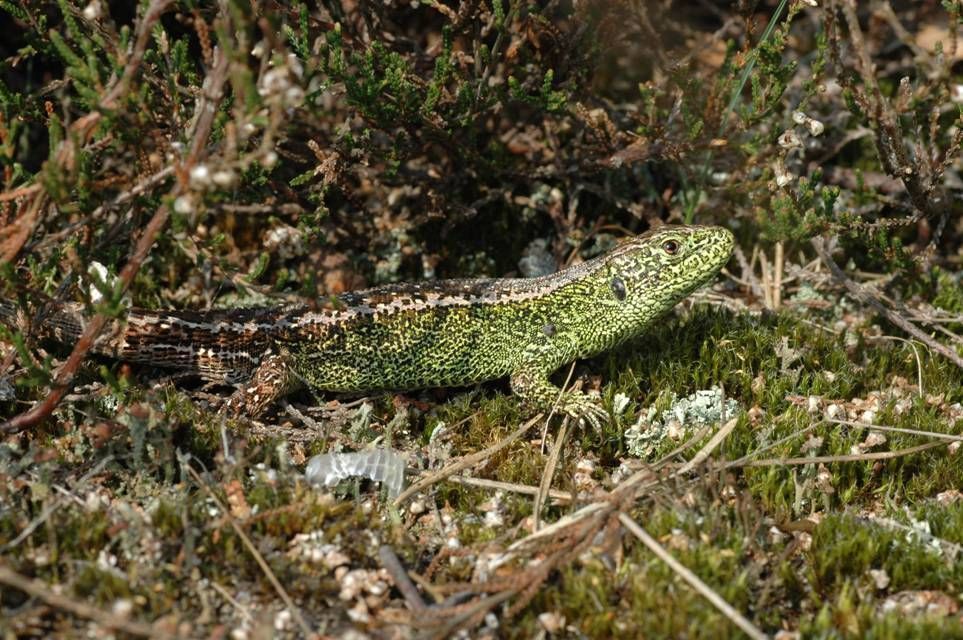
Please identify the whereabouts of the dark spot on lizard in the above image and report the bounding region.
[610,277,627,301]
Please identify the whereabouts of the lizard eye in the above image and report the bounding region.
[610,276,627,301]
[662,240,680,255]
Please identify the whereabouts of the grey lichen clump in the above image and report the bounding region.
[625,386,742,458]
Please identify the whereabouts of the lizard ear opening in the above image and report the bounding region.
[610,276,627,301]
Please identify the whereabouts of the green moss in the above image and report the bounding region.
[73,565,132,603]
[809,514,961,596]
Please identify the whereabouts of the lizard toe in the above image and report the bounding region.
[558,392,608,431]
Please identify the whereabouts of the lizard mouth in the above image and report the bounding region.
[690,225,735,273]
[669,225,735,295]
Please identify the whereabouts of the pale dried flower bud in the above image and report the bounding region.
[284,86,305,108]
[173,195,195,214]
[778,130,803,149]
[287,54,304,79]
[83,1,102,20]
[189,164,211,188]
[773,160,794,187]
[212,170,235,187]
[259,68,291,97]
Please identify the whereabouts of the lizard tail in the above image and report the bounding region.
[0,297,88,346]
[1,296,303,383]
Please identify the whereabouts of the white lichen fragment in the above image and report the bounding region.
[611,392,631,416]
[264,224,306,260]
[624,386,742,458]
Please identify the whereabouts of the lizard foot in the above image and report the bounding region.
[219,353,300,418]
[556,392,608,431]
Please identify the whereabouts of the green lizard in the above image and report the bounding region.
[8,224,733,427]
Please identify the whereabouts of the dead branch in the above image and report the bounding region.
[0,47,231,434]
[812,236,963,369]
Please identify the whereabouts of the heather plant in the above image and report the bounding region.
[0,1,962,638]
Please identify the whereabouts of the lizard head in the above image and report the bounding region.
[601,224,733,325]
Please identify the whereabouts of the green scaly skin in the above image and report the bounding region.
[7,225,734,425]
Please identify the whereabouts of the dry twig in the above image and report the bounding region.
[378,545,427,611]
[393,413,544,506]
[186,464,316,639]
[0,44,231,434]
[812,237,963,369]
[0,564,172,639]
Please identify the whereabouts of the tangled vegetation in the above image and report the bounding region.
[0,0,962,637]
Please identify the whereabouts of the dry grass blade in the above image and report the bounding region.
[870,335,925,398]
[186,465,316,639]
[677,416,740,475]
[533,415,570,531]
[440,474,574,503]
[209,581,254,625]
[393,413,544,506]
[827,418,963,442]
[0,564,172,639]
[617,513,769,640]
[506,501,612,553]
[732,441,946,468]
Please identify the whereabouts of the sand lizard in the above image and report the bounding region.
[4,225,734,427]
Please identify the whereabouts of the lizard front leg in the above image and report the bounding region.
[509,344,608,430]
[222,353,302,417]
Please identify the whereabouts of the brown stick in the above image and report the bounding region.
[378,545,427,611]
[0,564,172,639]
[0,51,231,434]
